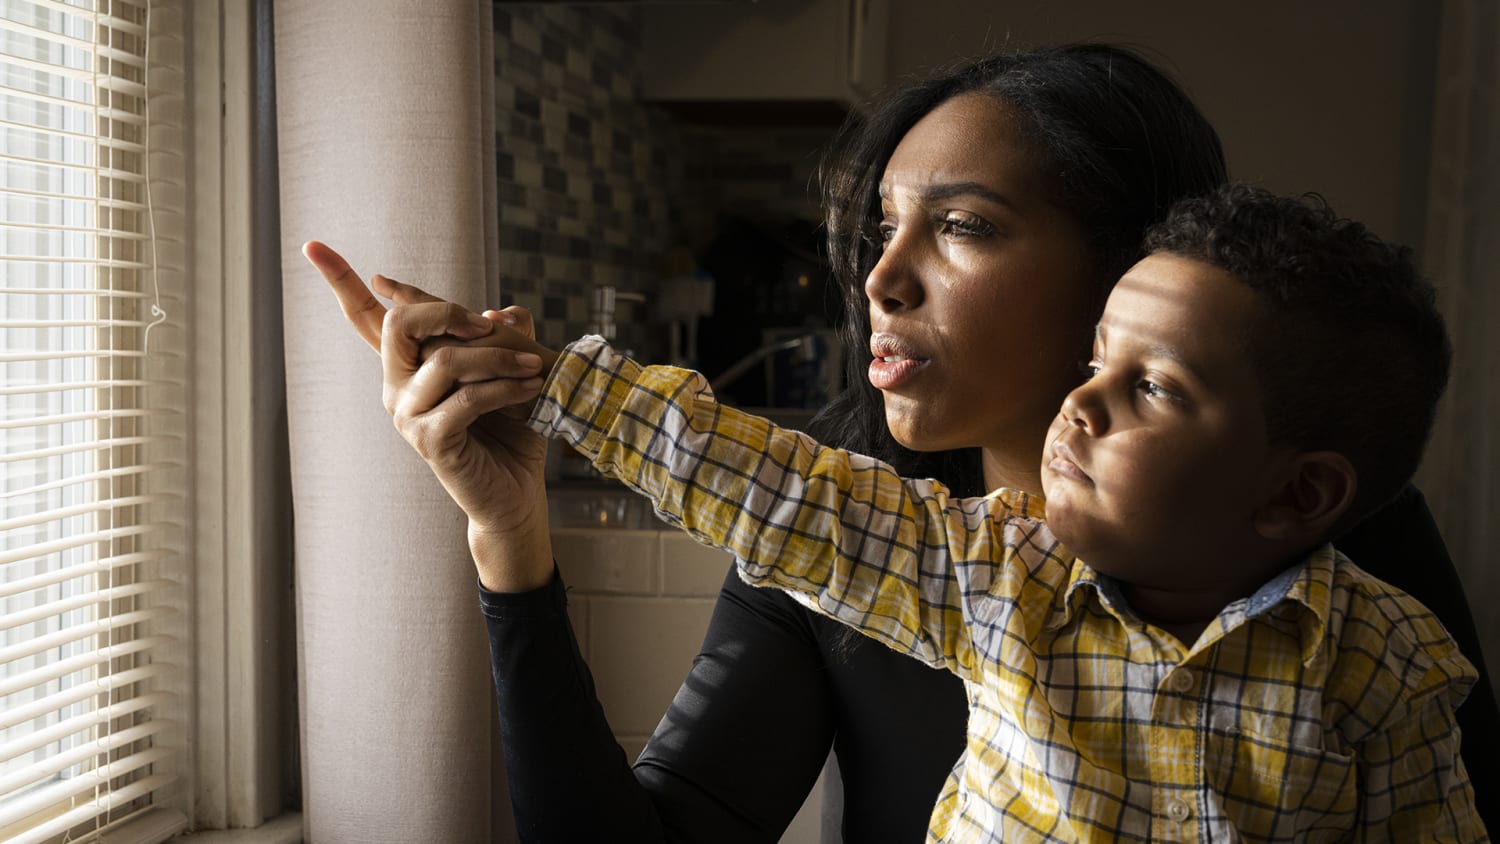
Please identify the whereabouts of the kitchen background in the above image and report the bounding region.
[488,0,1439,416]
[472,3,1471,843]
[266,1,1496,842]
[4,1,1482,842]
[493,4,843,415]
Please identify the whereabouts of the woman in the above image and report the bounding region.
[313,44,1497,840]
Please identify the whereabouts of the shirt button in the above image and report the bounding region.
[1167,798,1192,822]
[1170,670,1195,693]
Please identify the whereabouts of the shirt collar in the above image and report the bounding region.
[991,486,1045,520]
[1251,543,1337,666]
[1043,543,1338,666]
[1046,560,1107,633]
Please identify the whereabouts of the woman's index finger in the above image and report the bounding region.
[303,240,386,352]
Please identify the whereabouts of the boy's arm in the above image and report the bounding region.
[527,336,1048,677]
[1354,665,1488,842]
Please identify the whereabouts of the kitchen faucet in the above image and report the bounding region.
[710,333,821,393]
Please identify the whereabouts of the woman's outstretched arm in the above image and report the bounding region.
[310,243,837,841]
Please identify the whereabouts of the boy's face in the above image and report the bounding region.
[1040,253,1289,591]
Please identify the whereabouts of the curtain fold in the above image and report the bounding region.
[1417,0,1500,683]
[273,2,502,840]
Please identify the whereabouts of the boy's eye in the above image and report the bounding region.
[1136,379,1178,402]
[1081,357,1182,404]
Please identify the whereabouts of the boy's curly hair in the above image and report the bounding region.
[1144,183,1451,524]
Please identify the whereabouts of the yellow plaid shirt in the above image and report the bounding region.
[530,337,1486,843]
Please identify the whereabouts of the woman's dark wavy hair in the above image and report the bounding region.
[807,43,1228,495]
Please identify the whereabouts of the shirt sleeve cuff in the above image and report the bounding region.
[477,563,568,621]
[526,335,640,459]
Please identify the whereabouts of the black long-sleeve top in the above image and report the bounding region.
[481,484,1497,841]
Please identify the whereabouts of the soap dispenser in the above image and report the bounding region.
[588,285,646,357]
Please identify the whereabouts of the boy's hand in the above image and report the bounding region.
[305,240,557,590]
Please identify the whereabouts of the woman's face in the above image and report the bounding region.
[867,92,1100,479]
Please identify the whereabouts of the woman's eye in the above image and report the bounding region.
[938,214,995,239]
[860,221,894,248]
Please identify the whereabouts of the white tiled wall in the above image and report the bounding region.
[552,527,831,844]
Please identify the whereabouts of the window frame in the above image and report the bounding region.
[185,0,298,836]
[4,0,301,838]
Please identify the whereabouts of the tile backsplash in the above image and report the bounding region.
[494,4,832,362]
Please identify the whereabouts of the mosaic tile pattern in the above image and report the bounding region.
[493,4,830,360]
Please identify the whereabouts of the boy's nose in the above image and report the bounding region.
[1059,381,1107,435]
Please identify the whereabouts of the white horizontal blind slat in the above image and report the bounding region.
[0,288,149,298]
[0,521,163,566]
[0,634,173,701]
[17,1,98,23]
[0,407,157,430]
[0,756,174,835]
[0,690,169,771]
[0,548,161,599]
[0,581,169,634]
[0,185,146,211]
[0,663,169,733]
[1,461,171,497]
[1,0,184,838]
[0,68,142,100]
[5,771,176,844]
[0,493,175,531]
[2,219,149,234]
[0,718,169,796]
[1,257,151,269]
[0,604,173,664]
[1,434,160,462]
[0,317,155,330]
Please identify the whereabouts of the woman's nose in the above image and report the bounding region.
[863,233,925,313]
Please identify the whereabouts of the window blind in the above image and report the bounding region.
[0,1,186,842]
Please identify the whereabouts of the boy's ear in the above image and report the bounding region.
[1252,451,1358,542]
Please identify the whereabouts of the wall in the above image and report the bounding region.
[883,0,1439,249]
[493,5,830,363]
[492,6,683,354]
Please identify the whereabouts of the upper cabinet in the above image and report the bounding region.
[641,0,890,111]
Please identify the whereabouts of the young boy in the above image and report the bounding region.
[512,184,1485,840]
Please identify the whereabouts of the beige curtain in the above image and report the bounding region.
[273,2,504,841]
[1417,0,1500,682]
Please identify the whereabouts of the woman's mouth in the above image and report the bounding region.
[868,356,926,390]
[868,334,929,390]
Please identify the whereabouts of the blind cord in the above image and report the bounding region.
[140,0,164,358]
